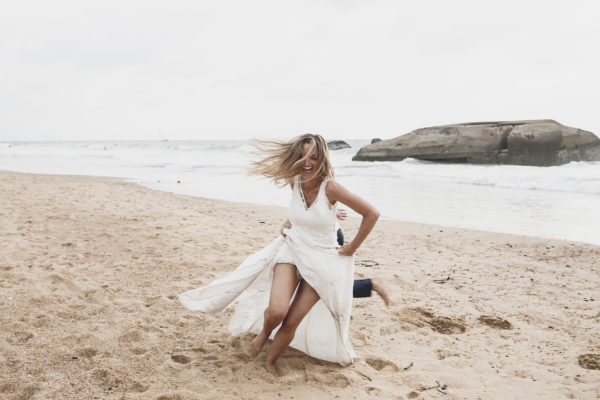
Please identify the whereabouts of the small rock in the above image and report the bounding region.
[327,140,351,150]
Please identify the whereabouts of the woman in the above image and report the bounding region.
[282,210,391,306]
[178,134,379,375]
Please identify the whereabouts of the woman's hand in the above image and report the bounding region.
[337,244,356,256]
[280,219,292,237]
[327,180,380,255]
[336,208,347,221]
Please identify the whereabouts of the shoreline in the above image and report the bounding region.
[2,168,598,248]
[1,170,599,399]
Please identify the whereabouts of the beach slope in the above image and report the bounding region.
[0,171,598,399]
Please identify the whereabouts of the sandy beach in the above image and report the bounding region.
[1,170,598,399]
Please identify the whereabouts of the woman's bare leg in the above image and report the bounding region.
[251,263,300,355]
[265,280,320,375]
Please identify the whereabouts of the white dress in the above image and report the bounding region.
[178,175,355,366]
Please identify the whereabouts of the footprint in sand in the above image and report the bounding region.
[157,395,182,400]
[48,273,78,290]
[144,296,162,308]
[118,329,144,343]
[10,383,39,400]
[326,373,351,388]
[478,315,512,330]
[394,307,466,335]
[130,347,146,355]
[578,354,600,370]
[428,316,466,334]
[234,353,251,362]
[392,307,430,328]
[128,381,149,393]
[351,332,369,347]
[365,357,400,372]
[91,368,121,387]
[170,354,191,364]
[235,334,261,358]
[78,347,98,358]
[365,386,382,396]
[8,330,34,344]
[304,368,351,388]
[228,336,241,348]
[190,347,207,354]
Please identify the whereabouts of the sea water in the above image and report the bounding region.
[1,140,599,245]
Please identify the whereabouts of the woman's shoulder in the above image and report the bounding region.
[325,178,342,191]
[324,179,345,203]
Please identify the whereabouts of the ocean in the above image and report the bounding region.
[1,140,599,245]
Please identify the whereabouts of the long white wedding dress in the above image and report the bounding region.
[178,175,355,366]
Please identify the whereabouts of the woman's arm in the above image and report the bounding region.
[280,219,291,237]
[326,180,380,256]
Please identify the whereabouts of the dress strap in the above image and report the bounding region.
[319,178,335,209]
[319,178,329,192]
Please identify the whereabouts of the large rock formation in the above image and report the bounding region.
[352,120,600,166]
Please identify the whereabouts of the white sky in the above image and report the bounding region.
[1,0,599,141]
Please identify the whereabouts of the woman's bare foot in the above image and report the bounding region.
[250,332,268,356]
[371,278,391,306]
[265,361,278,376]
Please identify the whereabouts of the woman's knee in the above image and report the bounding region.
[265,305,288,323]
[279,315,301,334]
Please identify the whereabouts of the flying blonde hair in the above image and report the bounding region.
[248,134,334,186]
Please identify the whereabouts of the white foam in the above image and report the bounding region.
[1,140,599,245]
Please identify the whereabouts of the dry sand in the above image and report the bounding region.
[1,170,599,400]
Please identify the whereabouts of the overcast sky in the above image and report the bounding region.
[1,0,599,141]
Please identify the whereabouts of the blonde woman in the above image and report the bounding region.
[179,134,379,375]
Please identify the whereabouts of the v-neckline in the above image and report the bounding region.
[299,180,322,210]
